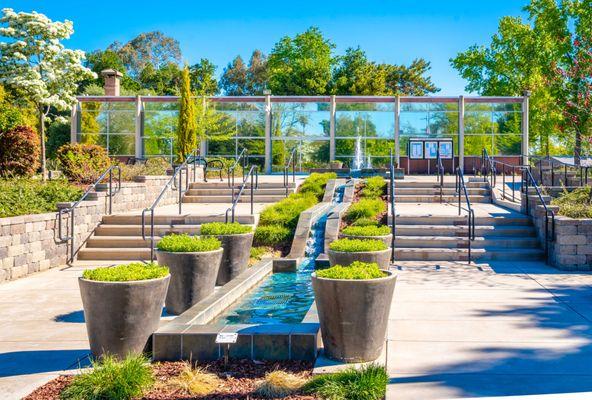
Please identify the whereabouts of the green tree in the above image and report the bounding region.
[84,49,140,92]
[190,59,218,95]
[220,50,268,95]
[176,65,197,161]
[267,27,334,95]
[139,62,181,95]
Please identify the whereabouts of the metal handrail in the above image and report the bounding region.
[225,165,259,223]
[529,155,590,187]
[57,165,122,262]
[455,167,476,264]
[141,149,199,261]
[389,149,396,263]
[436,149,444,203]
[522,167,555,261]
[284,148,297,196]
[228,148,248,190]
[482,149,530,203]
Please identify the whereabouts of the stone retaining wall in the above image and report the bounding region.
[0,170,203,282]
[522,192,592,271]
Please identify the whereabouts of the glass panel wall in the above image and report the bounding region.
[464,103,522,156]
[79,101,136,156]
[335,102,393,167]
[271,102,330,171]
[143,101,178,160]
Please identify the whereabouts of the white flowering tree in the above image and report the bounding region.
[0,8,96,179]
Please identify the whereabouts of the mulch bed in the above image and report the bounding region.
[25,359,317,400]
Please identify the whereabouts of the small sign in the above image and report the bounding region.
[409,141,424,159]
[439,141,453,159]
[216,332,238,344]
[425,141,439,159]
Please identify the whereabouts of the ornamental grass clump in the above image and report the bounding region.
[345,199,386,222]
[164,364,222,396]
[255,370,308,398]
[60,354,154,400]
[156,234,221,252]
[329,238,387,252]
[316,261,387,280]
[361,176,386,198]
[303,363,388,400]
[82,262,169,282]
[200,222,252,235]
[342,225,390,237]
[552,187,592,218]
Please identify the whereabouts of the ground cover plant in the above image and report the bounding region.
[316,261,387,280]
[156,234,221,252]
[200,221,253,235]
[249,246,281,266]
[351,217,379,227]
[329,238,387,252]
[254,172,335,251]
[344,199,386,223]
[342,225,390,237]
[360,176,386,199]
[304,363,388,400]
[0,179,83,218]
[551,187,592,219]
[60,354,154,400]
[82,262,169,282]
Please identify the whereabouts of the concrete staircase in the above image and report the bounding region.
[391,180,491,203]
[182,181,295,203]
[77,214,256,261]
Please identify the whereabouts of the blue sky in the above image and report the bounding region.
[4,0,529,95]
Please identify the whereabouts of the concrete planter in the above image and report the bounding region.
[312,270,396,362]
[339,233,393,247]
[79,275,170,359]
[211,232,254,286]
[156,248,223,314]
[327,248,391,269]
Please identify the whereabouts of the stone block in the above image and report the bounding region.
[555,245,576,255]
[10,224,25,235]
[577,245,592,255]
[182,333,220,361]
[7,244,25,257]
[556,254,587,266]
[152,333,182,361]
[13,254,27,267]
[556,235,588,245]
[10,265,28,279]
[252,334,290,360]
[556,225,577,235]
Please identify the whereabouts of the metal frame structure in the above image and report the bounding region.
[71,94,530,174]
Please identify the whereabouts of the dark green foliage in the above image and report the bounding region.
[56,143,112,183]
[0,179,82,218]
[200,222,252,235]
[316,261,387,280]
[345,199,386,222]
[0,125,40,177]
[60,354,154,400]
[298,172,337,200]
[176,65,197,162]
[329,238,387,252]
[254,225,293,246]
[552,187,592,218]
[304,363,388,400]
[361,176,386,198]
[46,122,71,159]
[82,262,169,282]
[157,234,221,253]
[342,225,390,237]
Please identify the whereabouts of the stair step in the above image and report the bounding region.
[394,181,488,189]
[395,195,491,203]
[183,195,285,203]
[101,214,254,225]
[186,188,288,196]
[77,247,151,260]
[189,182,295,189]
[392,215,531,226]
[87,236,157,248]
[391,188,489,195]
[393,225,536,237]
[394,235,539,248]
[95,224,202,236]
[394,247,545,261]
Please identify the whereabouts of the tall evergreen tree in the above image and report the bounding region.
[176,65,197,161]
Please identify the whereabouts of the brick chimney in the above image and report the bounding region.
[101,69,123,96]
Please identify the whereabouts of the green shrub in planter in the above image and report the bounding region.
[361,176,386,198]
[200,222,252,235]
[259,193,317,228]
[254,225,293,246]
[345,199,385,222]
[329,238,387,252]
[60,354,154,400]
[82,262,169,282]
[316,261,387,280]
[304,363,388,400]
[351,217,379,227]
[342,225,390,237]
[156,234,221,252]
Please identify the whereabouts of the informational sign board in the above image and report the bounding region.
[408,138,454,160]
[439,141,453,159]
[410,141,424,159]
[215,332,238,344]
[424,141,439,159]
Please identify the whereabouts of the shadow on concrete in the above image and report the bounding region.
[54,310,85,323]
[391,263,592,397]
[0,349,90,377]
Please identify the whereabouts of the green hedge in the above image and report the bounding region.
[316,261,387,280]
[361,176,386,198]
[342,225,390,237]
[345,198,386,223]
[0,179,82,218]
[82,262,169,282]
[298,172,337,200]
[254,225,293,246]
[156,234,221,253]
[200,222,252,235]
[259,193,318,229]
[329,238,387,252]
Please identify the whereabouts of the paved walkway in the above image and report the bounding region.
[387,260,592,399]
